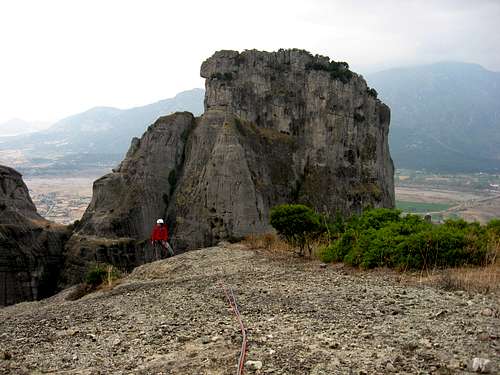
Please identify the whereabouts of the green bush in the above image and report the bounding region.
[270,204,324,255]
[85,263,121,287]
[367,88,378,98]
[320,208,495,270]
[486,218,500,237]
[305,60,353,84]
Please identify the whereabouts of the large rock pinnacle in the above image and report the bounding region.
[66,49,394,279]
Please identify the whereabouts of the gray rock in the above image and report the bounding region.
[61,112,196,285]
[385,362,396,372]
[245,360,263,370]
[471,357,493,373]
[481,308,493,317]
[0,165,68,306]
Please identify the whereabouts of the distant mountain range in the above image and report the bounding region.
[0,118,51,136]
[2,63,499,175]
[0,89,204,174]
[366,62,500,172]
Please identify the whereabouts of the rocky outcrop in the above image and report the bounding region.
[78,112,196,239]
[61,113,196,285]
[67,49,394,271]
[0,165,68,306]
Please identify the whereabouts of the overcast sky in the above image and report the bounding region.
[0,0,499,123]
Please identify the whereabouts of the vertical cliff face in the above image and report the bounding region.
[68,49,394,270]
[61,112,196,285]
[172,111,298,249]
[200,49,394,213]
[78,112,196,239]
[0,166,68,306]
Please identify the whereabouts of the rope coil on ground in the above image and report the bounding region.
[219,278,247,375]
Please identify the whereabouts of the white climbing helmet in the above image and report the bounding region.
[156,218,164,224]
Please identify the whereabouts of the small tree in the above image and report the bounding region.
[270,204,323,256]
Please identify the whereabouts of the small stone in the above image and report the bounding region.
[178,335,190,343]
[87,334,97,342]
[329,342,339,349]
[245,360,263,370]
[319,263,327,269]
[268,349,276,355]
[434,310,447,318]
[478,332,490,341]
[449,359,466,370]
[201,336,211,344]
[2,352,12,360]
[471,357,493,373]
[385,362,396,372]
[481,308,493,317]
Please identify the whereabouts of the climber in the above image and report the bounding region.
[150,219,173,259]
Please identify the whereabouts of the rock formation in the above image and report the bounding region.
[66,49,394,278]
[0,165,68,306]
[61,113,195,285]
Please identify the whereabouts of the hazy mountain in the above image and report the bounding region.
[366,62,500,172]
[4,64,500,175]
[0,89,204,173]
[0,118,51,136]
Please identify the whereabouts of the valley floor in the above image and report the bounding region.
[0,244,498,374]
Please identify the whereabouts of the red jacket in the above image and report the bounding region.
[151,224,169,241]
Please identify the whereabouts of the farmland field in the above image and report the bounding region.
[396,200,453,213]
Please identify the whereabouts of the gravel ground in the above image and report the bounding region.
[0,243,498,374]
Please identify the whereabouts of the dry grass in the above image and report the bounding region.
[242,233,294,253]
[436,263,499,294]
[242,233,330,261]
[65,265,124,301]
[413,239,500,295]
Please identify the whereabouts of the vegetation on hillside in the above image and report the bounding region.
[270,205,499,271]
[67,263,123,301]
[305,60,353,84]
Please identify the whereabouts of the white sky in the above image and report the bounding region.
[1,0,499,123]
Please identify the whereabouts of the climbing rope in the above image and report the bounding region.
[219,277,247,375]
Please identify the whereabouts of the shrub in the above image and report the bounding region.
[270,204,324,255]
[320,208,496,270]
[305,60,353,84]
[210,72,233,81]
[486,219,500,237]
[367,88,378,98]
[85,263,121,287]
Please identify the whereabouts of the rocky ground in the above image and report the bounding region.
[0,243,498,374]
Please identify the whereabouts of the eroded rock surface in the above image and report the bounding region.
[0,165,68,306]
[68,49,394,273]
[1,244,497,374]
[61,112,196,284]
